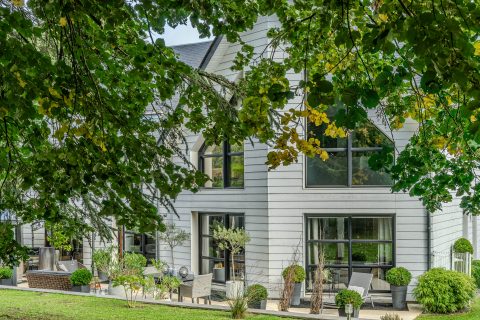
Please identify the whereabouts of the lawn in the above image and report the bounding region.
[0,289,289,320]
[416,298,480,320]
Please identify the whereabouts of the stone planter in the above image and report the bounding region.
[391,285,408,309]
[338,307,360,318]
[0,278,14,286]
[213,267,225,283]
[108,281,125,296]
[290,282,302,306]
[72,285,90,293]
[248,299,267,310]
[226,281,244,299]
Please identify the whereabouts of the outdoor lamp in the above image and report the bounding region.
[162,264,170,275]
[345,303,353,320]
[179,266,189,279]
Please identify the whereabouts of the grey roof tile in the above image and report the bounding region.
[171,41,214,68]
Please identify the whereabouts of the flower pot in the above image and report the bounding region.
[72,285,90,293]
[98,271,108,282]
[391,285,408,310]
[338,307,360,318]
[0,278,13,286]
[226,281,244,299]
[108,281,125,296]
[290,282,302,306]
[248,299,267,309]
[213,267,225,282]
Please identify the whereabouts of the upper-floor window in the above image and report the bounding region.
[199,142,244,188]
[306,109,394,187]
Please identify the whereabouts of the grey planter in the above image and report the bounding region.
[248,299,267,310]
[72,285,90,293]
[98,271,108,282]
[290,282,302,306]
[108,281,125,296]
[0,278,13,286]
[338,307,360,318]
[391,285,408,309]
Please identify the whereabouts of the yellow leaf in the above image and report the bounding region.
[379,14,388,22]
[471,115,477,122]
[474,42,480,56]
[48,87,61,99]
[14,72,26,88]
[319,150,329,161]
[11,0,24,6]
[59,17,67,27]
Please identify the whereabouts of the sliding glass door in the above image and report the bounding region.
[305,215,394,292]
[199,213,245,283]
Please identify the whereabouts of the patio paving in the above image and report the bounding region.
[14,280,423,320]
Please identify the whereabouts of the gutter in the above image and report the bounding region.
[426,209,432,270]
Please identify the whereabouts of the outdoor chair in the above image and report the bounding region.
[347,272,374,308]
[178,273,213,304]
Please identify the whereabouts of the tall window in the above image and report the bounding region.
[199,213,245,283]
[306,109,394,187]
[124,229,156,262]
[305,215,394,292]
[199,142,244,188]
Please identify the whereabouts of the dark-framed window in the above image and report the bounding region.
[306,108,394,187]
[199,212,245,283]
[305,214,395,292]
[199,142,244,188]
[124,229,156,262]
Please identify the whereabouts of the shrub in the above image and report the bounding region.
[335,289,363,309]
[122,252,147,276]
[386,267,412,287]
[70,269,93,286]
[246,284,268,302]
[413,268,476,313]
[380,314,403,320]
[453,238,474,254]
[282,264,306,283]
[228,294,248,319]
[472,260,480,288]
[0,267,13,280]
[113,274,145,308]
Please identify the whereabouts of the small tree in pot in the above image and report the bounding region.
[158,223,190,271]
[93,246,119,282]
[246,284,268,309]
[386,267,412,309]
[70,269,93,293]
[282,264,306,306]
[335,289,363,318]
[214,226,250,299]
[0,267,13,286]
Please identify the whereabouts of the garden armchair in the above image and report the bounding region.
[178,273,212,304]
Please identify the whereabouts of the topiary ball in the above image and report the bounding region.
[282,264,306,283]
[453,238,474,254]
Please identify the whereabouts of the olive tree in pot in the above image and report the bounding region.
[112,252,147,298]
[93,246,118,282]
[335,289,363,318]
[158,223,190,272]
[214,226,250,299]
[282,264,306,306]
[246,284,268,309]
[386,267,412,309]
[70,269,93,293]
[0,267,14,286]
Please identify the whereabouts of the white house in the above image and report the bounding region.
[20,16,479,301]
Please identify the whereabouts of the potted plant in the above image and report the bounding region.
[110,252,146,296]
[335,289,363,318]
[386,267,412,309]
[282,264,306,306]
[0,267,13,286]
[92,246,117,282]
[246,284,268,309]
[213,225,250,299]
[158,223,190,271]
[70,269,93,293]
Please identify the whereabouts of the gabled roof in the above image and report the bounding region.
[171,40,214,69]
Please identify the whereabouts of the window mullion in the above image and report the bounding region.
[223,142,229,187]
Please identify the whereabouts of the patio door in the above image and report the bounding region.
[199,213,245,283]
[124,229,156,262]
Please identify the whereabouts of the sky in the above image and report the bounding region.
[162,22,214,46]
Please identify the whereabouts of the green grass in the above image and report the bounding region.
[0,289,288,320]
[416,298,480,320]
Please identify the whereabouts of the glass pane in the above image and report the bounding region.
[202,156,223,188]
[229,215,245,229]
[124,233,142,253]
[352,151,392,186]
[308,242,348,265]
[306,151,348,186]
[203,144,223,156]
[202,236,225,259]
[351,217,393,240]
[201,214,224,236]
[352,122,392,148]
[229,143,243,153]
[144,234,156,261]
[230,260,245,281]
[306,266,336,292]
[229,155,244,187]
[202,259,226,282]
[351,242,393,265]
[352,267,390,291]
[307,217,348,240]
[308,267,349,292]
